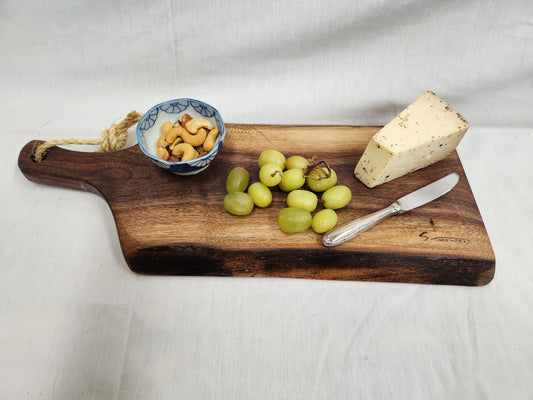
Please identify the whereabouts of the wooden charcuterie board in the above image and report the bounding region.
[18,124,495,286]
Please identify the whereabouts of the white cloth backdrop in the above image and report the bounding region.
[1,0,532,399]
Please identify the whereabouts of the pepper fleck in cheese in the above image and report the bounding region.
[354,91,469,188]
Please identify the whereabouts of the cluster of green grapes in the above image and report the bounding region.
[223,150,352,234]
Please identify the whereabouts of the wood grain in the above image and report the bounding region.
[18,124,495,285]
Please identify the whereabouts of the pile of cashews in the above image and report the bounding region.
[157,114,219,162]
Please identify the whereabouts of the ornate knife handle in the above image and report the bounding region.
[322,202,403,247]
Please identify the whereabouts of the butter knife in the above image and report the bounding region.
[322,172,460,247]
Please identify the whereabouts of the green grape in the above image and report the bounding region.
[259,163,283,187]
[286,155,309,171]
[223,192,254,215]
[321,185,352,209]
[312,209,338,233]
[258,149,286,169]
[278,168,305,192]
[248,182,272,208]
[277,207,312,233]
[306,167,337,192]
[286,189,318,212]
[226,167,249,193]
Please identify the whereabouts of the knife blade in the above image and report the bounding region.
[322,172,460,247]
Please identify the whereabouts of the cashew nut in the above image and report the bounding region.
[157,146,169,161]
[161,121,173,136]
[181,127,207,147]
[202,128,219,152]
[165,126,185,143]
[185,118,214,134]
[157,135,169,148]
[172,142,198,161]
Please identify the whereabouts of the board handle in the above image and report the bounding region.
[18,140,127,196]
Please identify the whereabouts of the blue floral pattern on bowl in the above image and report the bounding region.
[136,98,225,175]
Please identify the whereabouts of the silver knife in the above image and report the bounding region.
[322,172,460,247]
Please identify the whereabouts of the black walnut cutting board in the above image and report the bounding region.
[18,124,495,286]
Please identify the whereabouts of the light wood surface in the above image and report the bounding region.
[18,124,495,285]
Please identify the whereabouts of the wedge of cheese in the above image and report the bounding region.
[354,91,469,187]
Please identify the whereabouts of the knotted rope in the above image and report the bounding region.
[33,111,143,162]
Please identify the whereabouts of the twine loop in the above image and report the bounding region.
[33,111,143,162]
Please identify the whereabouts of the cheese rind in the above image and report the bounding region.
[354,91,469,188]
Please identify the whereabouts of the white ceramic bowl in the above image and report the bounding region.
[136,98,225,175]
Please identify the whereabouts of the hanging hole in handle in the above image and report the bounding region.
[30,152,47,163]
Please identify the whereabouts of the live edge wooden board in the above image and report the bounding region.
[18,124,495,286]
